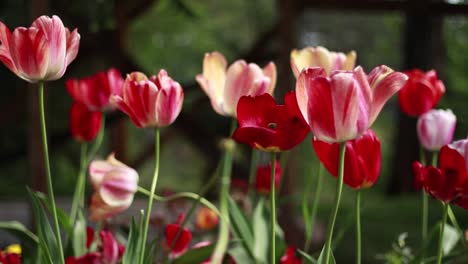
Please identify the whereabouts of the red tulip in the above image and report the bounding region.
[413,145,468,204]
[196,51,276,117]
[254,160,282,194]
[165,214,192,257]
[112,70,184,128]
[290,46,356,77]
[398,69,445,116]
[280,247,301,264]
[65,230,124,264]
[313,129,381,189]
[296,66,407,143]
[88,154,138,221]
[232,92,309,152]
[0,15,80,82]
[66,68,124,111]
[70,102,102,142]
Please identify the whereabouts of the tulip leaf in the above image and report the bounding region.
[27,189,61,264]
[442,223,460,255]
[172,244,215,264]
[253,197,269,263]
[35,192,73,236]
[228,196,255,258]
[122,213,144,264]
[229,245,252,264]
[0,221,38,244]
[297,249,318,264]
[143,239,156,264]
[72,211,86,257]
[317,245,336,264]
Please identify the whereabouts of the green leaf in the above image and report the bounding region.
[122,214,144,264]
[172,244,215,264]
[72,211,86,256]
[274,221,286,262]
[442,224,460,255]
[297,249,318,264]
[228,196,255,258]
[317,246,336,264]
[143,239,156,264]
[35,192,73,236]
[253,197,268,263]
[229,245,252,264]
[0,221,38,244]
[27,189,61,264]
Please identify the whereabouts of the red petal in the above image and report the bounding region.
[236,94,277,127]
[232,126,275,150]
[0,21,17,75]
[69,102,102,142]
[165,224,192,254]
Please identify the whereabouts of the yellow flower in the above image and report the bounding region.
[5,244,21,254]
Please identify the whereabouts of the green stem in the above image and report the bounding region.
[323,142,346,264]
[137,187,222,219]
[447,205,468,247]
[304,163,324,252]
[70,143,88,223]
[355,190,361,264]
[422,191,428,242]
[211,119,236,264]
[38,82,65,263]
[270,152,277,264]
[436,203,449,264]
[87,115,106,163]
[247,150,260,200]
[140,128,160,264]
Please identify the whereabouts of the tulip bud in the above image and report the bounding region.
[195,206,219,231]
[417,109,456,151]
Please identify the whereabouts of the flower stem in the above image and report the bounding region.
[323,142,346,264]
[304,163,324,252]
[140,128,160,264]
[355,190,361,264]
[38,82,65,263]
[436,203,449,264]
[211,119,236,264]
[70,143,88,223]
[247,150,260,200]
[419,147,428,244]
[87,115,106,163]
[270,152,277,264]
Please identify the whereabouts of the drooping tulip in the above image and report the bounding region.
[417,109,456,151]
[112,70,184,128]
[296,66,407,143]
[66,68,124,111]
[0,15,80,83]
[195,51,277,117]
[69,102,102,142]
[290,46,356,77]
[195,206,219,231]
[398,69,445,116]
[232,92,309,152]
[313,129,381,189]
[165,214,192,257]
[254,160,282,194]
[88,154,138,221]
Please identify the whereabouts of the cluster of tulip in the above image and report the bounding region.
[0,14,466,264]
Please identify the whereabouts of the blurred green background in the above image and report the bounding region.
[1,0,468,262]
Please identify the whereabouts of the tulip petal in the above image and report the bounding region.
[100,231,119,264]
[155,82,184,127]
[0,21,17,75]
[99,169,138,207]
[65,28,80,67]
[165,224,192,255]
[263,62,277,95]
[295,67,327,126]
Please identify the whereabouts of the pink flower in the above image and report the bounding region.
[112,70,184,128]
[290,46,356,77]
[195,51,276,117]
[88,154,138,221]
[65,230,124,264]
[0,15,80,82]
[296,66,407,142]
[66,68,124,111]
[417,109,456,151]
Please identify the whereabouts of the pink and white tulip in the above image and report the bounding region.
[0,15,80,83]
[296,66,407,142]
[88,154,138,221]
[417,109,456,151]
[290,46,356,77]
[112,70,184,128]
[195,51,277,117]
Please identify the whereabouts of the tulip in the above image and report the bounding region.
[165,214,192,257]
[65,230,124,264]
[112,70,184,128]
[195,51,277,117]
[88,154,138,221]
[66,68,124,112]
[254,160,282,194]
[232,92,309,152]
[69,102,102,142]
[0,15,80,83]
[313,129,381,189]
[417,109,456,151]
[280,247,301,264]
[290,46,356,77]
[296,66,408,143]
[195,206,219,231]
[398,69,445,116]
